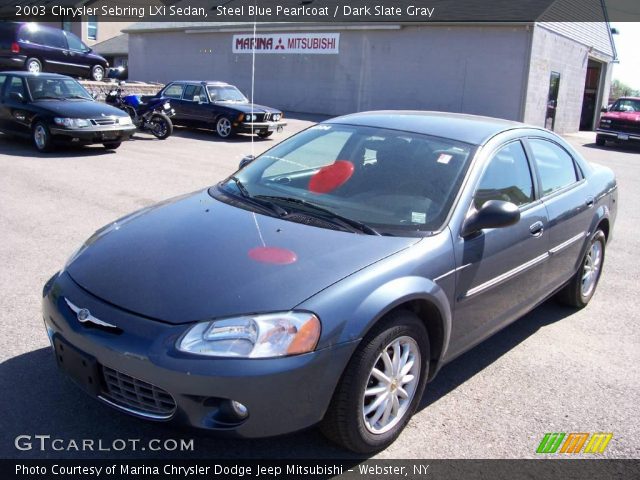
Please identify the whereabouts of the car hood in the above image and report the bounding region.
[34,100,128,118]
[216,102,280,114]
[601,111,640,122]
[66,189,418,324]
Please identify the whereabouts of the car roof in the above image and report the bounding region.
[617,96,640,101]
[328,111,529,146]
[0,71,70,79]
[170,80,231,86]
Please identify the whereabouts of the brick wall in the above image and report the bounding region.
[79,81,163,102]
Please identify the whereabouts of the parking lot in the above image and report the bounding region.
[0,117,638,460]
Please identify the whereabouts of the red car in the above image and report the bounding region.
[596,96,640,146]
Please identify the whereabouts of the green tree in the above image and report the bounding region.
[610,79,640,100]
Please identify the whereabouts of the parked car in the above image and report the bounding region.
[0,22,109,81]
[596,96,640,146]
[153,80,286,138]
[43,112,617,453]
[0,72,135,151]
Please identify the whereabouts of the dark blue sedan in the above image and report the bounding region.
[42,111,617,453]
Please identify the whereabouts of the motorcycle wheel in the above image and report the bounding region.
[149,113,173,140]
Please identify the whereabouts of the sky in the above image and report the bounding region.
[610,22,640,90]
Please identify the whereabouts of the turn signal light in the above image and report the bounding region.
[11,42,20,54]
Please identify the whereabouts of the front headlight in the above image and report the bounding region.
[118,116,133,125]
[54,117,90,128]
[177,312,321,358]
[273,113,281,121]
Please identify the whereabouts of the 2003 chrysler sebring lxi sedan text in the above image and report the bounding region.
[42,112,617,453]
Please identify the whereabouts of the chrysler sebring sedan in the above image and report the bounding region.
[43,112,617,452]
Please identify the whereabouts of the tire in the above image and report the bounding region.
[25,57,42,74]
[595,135,606,147]
[320,310,429,453]
[557,230,606,308]
[216,116,234,138]
[257,131,274,139]
[103,142,121,150]
[149,113,173,140]
[32,121,53,152]
[91,65,105,82]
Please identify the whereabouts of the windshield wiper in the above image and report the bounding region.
[34,96,63,100]
[226,177,288,217]
[255,195,380,236]
[67,95,91,100]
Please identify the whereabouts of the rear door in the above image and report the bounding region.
[450,139,549,358]
[0,73,9,131]
[525,137,592,290]
[28,27,70,75]
[0,75,31,136]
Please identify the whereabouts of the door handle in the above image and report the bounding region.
[529,221,544,237]
[586,197,594,208]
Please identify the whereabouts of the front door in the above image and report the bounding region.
[449,140,549,358]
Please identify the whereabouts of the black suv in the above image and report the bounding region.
[0,22,109,81]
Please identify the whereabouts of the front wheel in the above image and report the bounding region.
[25,57,42,74]
[320,310,429,453]
[557,230,606,308]
[216,116,234,138]
[103,142,121,150]
[148,113,173,139]
[91,65,105,82]
[32,121,53,152]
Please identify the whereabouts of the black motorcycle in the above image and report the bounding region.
[105,82,174,140]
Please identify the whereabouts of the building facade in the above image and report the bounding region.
[126,20,615,134]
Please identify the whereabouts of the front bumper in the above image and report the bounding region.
[596,128,640,142]
[50,124,136,145]
[236,120,287,134]
[42,272,357,437]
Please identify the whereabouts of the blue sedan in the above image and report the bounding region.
[42,111,617,453]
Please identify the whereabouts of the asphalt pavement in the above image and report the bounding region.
[0,118,638,460]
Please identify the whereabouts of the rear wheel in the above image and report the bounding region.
[32,121,53,152]
[595,135,606,147]
[103,142,121,150]
[320,310,429,453]
[216,116,234,138]
[557,230,606,308]
[91,65,105,82]
[26,57,42,74]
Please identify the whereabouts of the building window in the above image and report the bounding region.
[87,16,98,40]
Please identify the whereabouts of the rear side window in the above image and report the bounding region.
[64,32,87,51]
[163,84,184,99]
[6,77,25,98]
[475,141,534,209]
[528,139,578,196]
[0,75,7,94]
[19,26,66,49]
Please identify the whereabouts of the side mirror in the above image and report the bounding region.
[461,200,520,237]
[239,155,255,169]
[9,92,25,103]
[193,95,200,103]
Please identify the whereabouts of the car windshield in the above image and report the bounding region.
[207,86,248,103]
[218,124,475,234]
[27,77,93,101]
[610,99,640,112]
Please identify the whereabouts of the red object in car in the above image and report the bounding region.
[308,160,354,194]
[248,246,298,265]
[11,42,20,54]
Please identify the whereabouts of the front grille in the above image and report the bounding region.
[101,366,176,418]
[607,120,640,134]
[263,112,271,122]
[91,118,118,126]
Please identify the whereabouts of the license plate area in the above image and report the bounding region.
[617,133,629,140]
[101,131,119,141]
[267,124,275,132]
[53,336,101,395]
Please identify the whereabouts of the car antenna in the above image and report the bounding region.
[250,6,257,158]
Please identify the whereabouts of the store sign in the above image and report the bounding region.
[232,33,340,54]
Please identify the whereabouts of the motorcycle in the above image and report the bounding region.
[105,82,174,140]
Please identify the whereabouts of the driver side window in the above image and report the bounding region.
[474,141,534,210]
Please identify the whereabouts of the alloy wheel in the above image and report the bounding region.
[362,336,421,434]
[217,117,232,137]
[28,60,40,73]
[581,240,603,297]
[34,125,47,150]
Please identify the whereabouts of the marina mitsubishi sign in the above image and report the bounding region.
[233,33,340,54]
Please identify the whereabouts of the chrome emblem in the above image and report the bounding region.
[64,298,118,329]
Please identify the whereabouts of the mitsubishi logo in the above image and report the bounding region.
[275,38,285,50]
[64,298,118,329]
